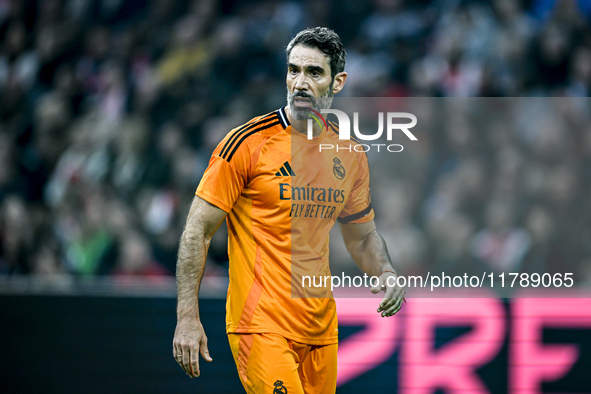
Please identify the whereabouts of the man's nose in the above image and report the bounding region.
[294,73,308,90]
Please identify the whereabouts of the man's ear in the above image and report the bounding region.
[332,72,347,94]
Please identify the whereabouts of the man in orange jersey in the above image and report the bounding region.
[173,27,405,393]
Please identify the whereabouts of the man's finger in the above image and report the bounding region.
[384,298,404,316]
[378,286,403,312]
[174,348,183,367]
[379,286,399,307]
[386,290,406,315]
[370,281,382,294]
[378,296,394,312]
[190,346,199,377]
[173,344,180,363]
[182,344,192,376]
[200,336,213,362]
[177,350,188,374]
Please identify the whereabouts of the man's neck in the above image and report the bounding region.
[285,106,324,138]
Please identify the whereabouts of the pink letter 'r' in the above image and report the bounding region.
[401,296,505,394]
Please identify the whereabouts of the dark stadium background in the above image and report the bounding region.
[1,0,591,393]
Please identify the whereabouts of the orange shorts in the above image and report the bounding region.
[228,333,337,394]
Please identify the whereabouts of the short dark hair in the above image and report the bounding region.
[286,27,346,81]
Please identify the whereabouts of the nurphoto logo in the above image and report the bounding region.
[305,108,418,153]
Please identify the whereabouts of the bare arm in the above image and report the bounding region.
[340,220,405,317]
[173,195,227,377]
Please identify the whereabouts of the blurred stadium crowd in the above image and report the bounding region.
[0,0,590,286]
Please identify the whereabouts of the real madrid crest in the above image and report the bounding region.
[273,380,288,394]
[333,157,345,180]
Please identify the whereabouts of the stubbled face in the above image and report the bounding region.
[286,44,334,121]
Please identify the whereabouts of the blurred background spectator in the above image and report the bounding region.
[0,0,590,287]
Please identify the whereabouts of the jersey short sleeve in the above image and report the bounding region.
[196,135,251,213]
[337,153,374,224]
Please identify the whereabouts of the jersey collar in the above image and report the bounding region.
[277,107,290,129]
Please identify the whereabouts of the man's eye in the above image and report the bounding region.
[290,69,297,74]
[311,71,319,76]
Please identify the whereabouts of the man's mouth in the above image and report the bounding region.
[293,97,312,106]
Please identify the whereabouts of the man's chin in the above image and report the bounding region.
[290,107,314,121]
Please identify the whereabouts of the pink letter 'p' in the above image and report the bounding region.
[336,298,399,386]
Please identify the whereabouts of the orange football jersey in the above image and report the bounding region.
[196,107,374,345]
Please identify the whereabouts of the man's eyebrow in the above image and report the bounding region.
[305,65,325,74]
[287,63,326,74]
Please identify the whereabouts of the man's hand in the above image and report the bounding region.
[340,220,406,317]
[173,318,212,377]
[174,196,226,378]
[371,271,406,317]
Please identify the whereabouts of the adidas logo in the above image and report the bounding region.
[275,161,296,176]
